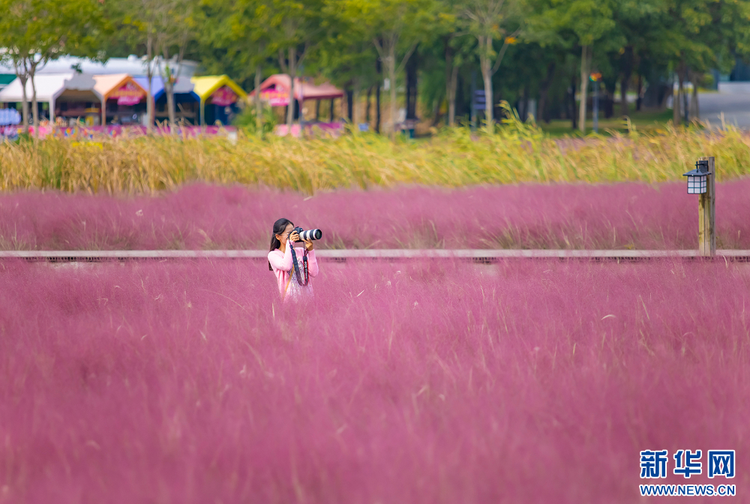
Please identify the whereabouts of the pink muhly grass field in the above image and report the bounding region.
[1,179,749,251]
[1,258,749,503]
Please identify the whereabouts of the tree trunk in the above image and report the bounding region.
[31,66,39,138]
[346,89,354,122]
[147,76,154,130]
[365,85,372,123]
[483,70,493,134]
[146,34,154,131]
[376,84,381,134]
[578,45,590,133]
[445,39,458,127]
[538,61,556,124]
[636,74,643,111]
[674,68,686,126]
[354,80,360,125]
[620,46,633,117]
[480,36,494,134]
[375,54,382,134]
[431,98,441,127]
[286,46,297,129]
[682,79,689,123]
[448,65,458,127]
[388,44,397,140]
[673,66,683,126]
[405,49,418,120]
[691,73,700,121]
[570,75,577,130]
[19,74,29,135]
[166,80,176,130]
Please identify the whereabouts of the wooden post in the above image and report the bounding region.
[698,156,716,257]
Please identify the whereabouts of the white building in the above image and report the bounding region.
[0,54,199,81]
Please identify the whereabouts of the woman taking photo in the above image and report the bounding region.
[268,218,319,302]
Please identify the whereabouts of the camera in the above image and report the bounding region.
[292,226,322,242]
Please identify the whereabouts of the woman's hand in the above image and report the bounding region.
[288,230,301,243]
[304,239,314,251]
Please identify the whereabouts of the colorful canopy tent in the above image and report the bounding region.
[0,73,75,122]
[249,74,345,127]
[134,76,200,124]
[133,76,198,102]
[250,74,344,104]
[55,74,104,121]
[190,75,247,126]
[93,74,148,125]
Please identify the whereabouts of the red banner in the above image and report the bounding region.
[260,88,290,106]
[211,86,238,107]
[110,82,145,106]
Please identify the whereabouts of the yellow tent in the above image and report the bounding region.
[190,75,247,126]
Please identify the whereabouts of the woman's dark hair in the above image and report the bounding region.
[269,218,293,271]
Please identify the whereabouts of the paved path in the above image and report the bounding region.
[1,249,747,262]
[698,92,750,129]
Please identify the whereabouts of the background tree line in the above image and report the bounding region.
[3,0,750,135]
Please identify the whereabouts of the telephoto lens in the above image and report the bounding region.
[293,227,323,241]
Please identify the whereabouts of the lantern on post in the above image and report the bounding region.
[683,159,710,194]
[683,157,716,257]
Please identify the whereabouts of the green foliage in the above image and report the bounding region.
[0,0,110,61]
[8,0,750,137]
[195,0,276,88]
[233,104,277,134]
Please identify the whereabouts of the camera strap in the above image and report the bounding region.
[290,246,310,287]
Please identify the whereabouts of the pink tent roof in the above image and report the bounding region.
[250,74,344,101]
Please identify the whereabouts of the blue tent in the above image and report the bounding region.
[134,76,200,124]
[133,76,199,104]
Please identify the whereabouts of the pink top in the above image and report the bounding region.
[268,241,319,298]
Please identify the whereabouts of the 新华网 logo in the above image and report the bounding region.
[640,449,735,479]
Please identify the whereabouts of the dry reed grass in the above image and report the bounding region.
[1,117,749,194]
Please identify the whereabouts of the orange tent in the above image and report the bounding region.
[93,74,147,125]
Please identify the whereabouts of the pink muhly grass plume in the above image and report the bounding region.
[0,258,748,502]
[1,179,749,251]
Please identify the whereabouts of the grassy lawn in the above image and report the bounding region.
[539,109,675,137]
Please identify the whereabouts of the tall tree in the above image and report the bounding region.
[106,0,165,130]
[460,0,522,134]
[153,0,197,129]
[565,1,616,133]
[318,0,380,128]
[658,0,750,124]
[0,0,108,135]
[267,0,326,129]
[421,0,470,127]
[342,0,434,139]
[197,0,274,133]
